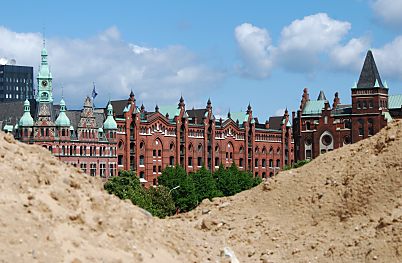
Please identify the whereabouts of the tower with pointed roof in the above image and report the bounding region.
[37,45,53,103]
[352,50,388,115]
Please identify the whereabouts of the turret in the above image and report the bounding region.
[19,99,34,127]
[103,103,118,130]
[55,99,71,127]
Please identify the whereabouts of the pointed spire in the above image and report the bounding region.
[227,108,231,119]
[333,92,340,109]
[206,98,212,109]
[246,102,252,114]
[155,104,159,112]
[317,90,327,100]
[357,50,384,89]
[140,103,145,112]
[178,95,185,108]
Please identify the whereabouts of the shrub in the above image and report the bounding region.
[158,165,198,212]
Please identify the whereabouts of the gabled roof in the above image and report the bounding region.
[187,108,207,124]
[389,94,402,109]
[230,111,248,123]
[110,100,129,117]
[302,100,326,115]
[356,50,384,89]
[268,116,282,130]
[317,91,327,100]
[158,105,180,121]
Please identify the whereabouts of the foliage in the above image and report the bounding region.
[214,163,261,196]
[146,186,176,218]
[158,165,198,212]
[105,164,263,218]
[282,160,311,171]
[190,166,222,203]
[104,170,175,218]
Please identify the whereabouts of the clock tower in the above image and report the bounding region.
[36,46,53,103]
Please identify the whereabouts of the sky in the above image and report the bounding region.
[1,0,402,120]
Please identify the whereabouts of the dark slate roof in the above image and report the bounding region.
[268,116,283,130]
[186,108,207,124]
[357,50,384,89]
[110,100,129,117]
[0,100,36,128]
[317,90,327,100]
[65,110,82,130]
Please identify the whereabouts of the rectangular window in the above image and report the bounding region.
[80,163,87,173]
[306,150,312,159]
[118,155,123,165]
[158,149,161,156]
[109,163,115,177]
[153,165,156,173]
[197,157,202,167]
[100,163,106,178]
[262,159,266,167]
[255,159,259,167]
[188,157,193,167]
[239,158,243,167]
[153,150,156,157]
[90,163,96,177]
[158,166,161,173]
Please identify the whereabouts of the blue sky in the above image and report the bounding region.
[1,0,402,119]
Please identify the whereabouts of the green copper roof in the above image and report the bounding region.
[159,105,180,119]
[55,99,71,127]
[19,99,34,127]
[103,103,117,130]
[3,125,13,132]
[302,100,326,115]
[382,111,393,123]
[389,94,402,109]
[230,111,248,123]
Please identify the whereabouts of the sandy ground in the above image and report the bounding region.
[0,120,401,262]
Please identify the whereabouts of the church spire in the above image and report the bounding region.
[37,43,53,103]
[356,50,384,89]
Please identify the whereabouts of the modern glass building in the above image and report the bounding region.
[0,65,34,102]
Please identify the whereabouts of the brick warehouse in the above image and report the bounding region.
[0,47,294,185]
[0,47,119,178]
[111,94,294,185]
[292,50,402,161]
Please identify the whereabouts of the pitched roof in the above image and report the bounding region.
[302,100,326,115]
[356,50,384,89]
[0,100,36,128]
[110,100,129,117]
[389,94,402,109]
[317,90,327,100]
[186,108,207,124]
[268,116,283,130]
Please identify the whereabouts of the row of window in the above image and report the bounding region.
[51,145,116,157]
[0,77,32,83]
[78,162,116,177]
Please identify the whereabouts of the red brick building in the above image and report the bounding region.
[12,47,118,178]
[293,50,402,161]
[111,94,294,186]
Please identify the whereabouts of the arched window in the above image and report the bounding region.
[139,155,145,165]
[368,118,374,136]
[239,158,244,167]
[269,159,273,167]
[169,156,174,166]
[276,159,280,168]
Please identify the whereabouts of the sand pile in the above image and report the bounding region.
[167,120,402,262]
[0,134,189,263]
[0,120,401,262]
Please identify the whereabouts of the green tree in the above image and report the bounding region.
[158,165,198,212]
[214,164,241,196]
[191,166,222,203]
[147,186,176,218]
[104,170,140,200]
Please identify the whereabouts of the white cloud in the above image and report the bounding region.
[235,14,353,76]
[278,13,351,72]
[234,23,275,78]
[0,26,224,108]
[372,36,402,80]
[372,0,402,27]
[329,37,370,71]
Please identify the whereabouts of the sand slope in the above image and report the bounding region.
[0,120,401,262]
